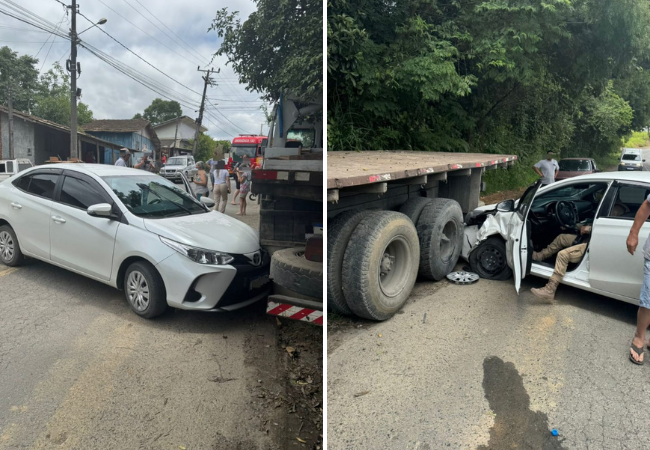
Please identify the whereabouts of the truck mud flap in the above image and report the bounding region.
[266,295,323,326]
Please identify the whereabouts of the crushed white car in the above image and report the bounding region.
[462,172,650,305]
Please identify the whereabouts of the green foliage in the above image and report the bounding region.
[190,134,232,163]
[623,130,650,148]
[209,0,322,102]
[132,98,182,125]
[32,63,94,126]
[328,0,650,190]
[0,46,39,112]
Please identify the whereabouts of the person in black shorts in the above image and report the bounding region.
[231,164,242,204]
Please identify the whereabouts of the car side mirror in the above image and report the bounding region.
[201,196,215,208]
[87,203,114,218]
[496,199,515,212]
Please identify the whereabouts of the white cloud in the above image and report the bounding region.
[0,0,269,139]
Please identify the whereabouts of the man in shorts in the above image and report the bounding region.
[625,196,650,364]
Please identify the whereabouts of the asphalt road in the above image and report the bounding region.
[328,274,649,450]
[0,199,287,450]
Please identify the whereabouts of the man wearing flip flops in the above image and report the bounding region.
[625,196,650,364]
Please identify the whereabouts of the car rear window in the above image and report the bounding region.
[559,160,591,171]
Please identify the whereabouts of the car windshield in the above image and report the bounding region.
[102,175,206,218]
[232,145,257,158]
[622,154,641,161]
[167,157,187,165]
[559,160,591,171]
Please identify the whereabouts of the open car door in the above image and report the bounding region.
[506,180,543,293]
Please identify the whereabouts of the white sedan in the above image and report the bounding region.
[462,172,650,305]
[0,164,270,318]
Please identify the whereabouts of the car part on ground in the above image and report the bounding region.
[399,197,435,224]
[270,247,323,300]
[342,211,420,321]
[327,210,367,316]
[416,198,464,281]
[446,271,480,285]
[468,236,513,280]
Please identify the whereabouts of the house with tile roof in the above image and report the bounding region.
[152,116,207,157]
[82,118,161,165]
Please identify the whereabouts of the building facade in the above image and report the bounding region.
[153,116,207,157]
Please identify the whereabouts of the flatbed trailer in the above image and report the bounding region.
[327,150,517,321]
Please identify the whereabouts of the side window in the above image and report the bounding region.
[606,185,650,220]
[59,176,106,210]
[6,161,13,173]
[27,173,59,199]
[13,174,31,191]
[0,163,5,173]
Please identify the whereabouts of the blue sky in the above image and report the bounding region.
[0,0,269,140]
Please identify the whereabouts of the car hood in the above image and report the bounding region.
[163,165,184,169]
[143,212,260,254]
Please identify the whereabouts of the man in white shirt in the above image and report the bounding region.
[533,151,560,186]
[115,148,131,167]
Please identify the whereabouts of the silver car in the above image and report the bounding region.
[0,164,270,318]
[462,172,650,305]
[161,155,198,182]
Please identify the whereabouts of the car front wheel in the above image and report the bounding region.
[123,261,168,319]
[469,236,512,281]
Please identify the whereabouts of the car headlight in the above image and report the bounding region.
[160,236,234,265]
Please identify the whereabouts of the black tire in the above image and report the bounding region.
[123,261,168,319]
[342,211,419,321]
[270,247,322,299]
[416,198,464,280]
[468,236,512,281]
[399,197,434,224]
[327,211,367,316]
[0,225,24,267]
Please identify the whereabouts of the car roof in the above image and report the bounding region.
[552,172,650,184]
[559,157,593,161]
[622,148,643,153]
[28,163,155,177]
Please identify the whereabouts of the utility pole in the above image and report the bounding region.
[172,116,180,156]
[260,123,263,135]
[7,87,14,160]
[192,67,217,154]
[68,0,79,160]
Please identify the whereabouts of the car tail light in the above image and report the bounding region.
[305,236,323,263]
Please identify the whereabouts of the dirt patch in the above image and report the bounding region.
[480,188,527,205]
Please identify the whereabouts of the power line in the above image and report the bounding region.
[38,11,67,70]
[122,0,209,67]
[95,0,204,67]
[206,98,250,134]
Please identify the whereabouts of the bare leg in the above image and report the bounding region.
[242,198,247,215]
[231,189,240,204]
[631,307,650,363]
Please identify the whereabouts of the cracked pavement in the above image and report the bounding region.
[327,274,648,449]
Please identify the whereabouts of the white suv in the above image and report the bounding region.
[162,155,198,182]
[0,159,33,182]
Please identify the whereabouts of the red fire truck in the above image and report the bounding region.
[227,135,267,175]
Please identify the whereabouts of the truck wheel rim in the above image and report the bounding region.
[479,247,505,275]
[378,235,411,298]
[127,271,150,312]
[440,221,458,262]
[0,231,14,262]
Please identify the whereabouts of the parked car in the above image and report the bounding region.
[618,148,645,171]
[0,164,270,318]
[0,159,33,182]
[462,172,650,306]
[555,157,599,181]
[161,155,198,182]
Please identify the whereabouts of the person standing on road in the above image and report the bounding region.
[212,160,230,213]
[231,163,242,205]
[193,162,209,201]
[626,197,650,364]
[534,151,559,186]
[237,171,249,216]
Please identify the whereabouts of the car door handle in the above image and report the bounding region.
[51,216,66,224]
[10,202,22,209]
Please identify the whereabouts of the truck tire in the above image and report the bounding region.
[416,198,463,280]
[327,211,366,316]
[270,247,323,299]
[399,197,434,224]
[342,211,419,321]
[468,236,512,280]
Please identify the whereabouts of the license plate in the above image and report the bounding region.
[250,275,270,289]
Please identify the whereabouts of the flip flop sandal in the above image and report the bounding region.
[630,343,645,365]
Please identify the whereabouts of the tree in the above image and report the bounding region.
[189,134,232,163]
[133,98,182,125]
[209,0,322,102]
[0,46,40,112]
[31,63,94,126]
